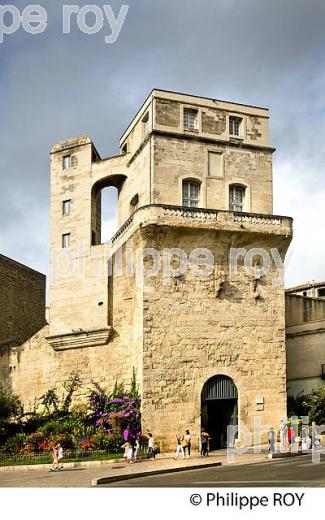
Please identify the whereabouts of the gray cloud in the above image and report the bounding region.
[0,0,324,288]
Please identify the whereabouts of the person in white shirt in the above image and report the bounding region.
[147,433,155,459]
[57,444,64,471]
[184,430,191,458]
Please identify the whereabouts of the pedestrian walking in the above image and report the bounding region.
[147,433,155,460]
[287,425,295,450]
[200,428,209,457]
[133,439,141,462]
[183,430,191,458]
[126,443,133,463]
[279,419,288,451]
[174,431,185,459]
[268,427,276,454]
[57,443,64,470]
[50,445,59,472]
[122,441,131,463]
[311,421,320,449]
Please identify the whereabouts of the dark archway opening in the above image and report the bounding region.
[201,375,238,450]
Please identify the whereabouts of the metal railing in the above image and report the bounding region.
[0,449,122,467]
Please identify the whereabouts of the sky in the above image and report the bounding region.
[0,0,324,289]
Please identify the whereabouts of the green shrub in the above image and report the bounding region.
[38,420,61,437]
[56,433,75,450]
[22,432,46,453]
[1,433,27,454]
[92,430,121,451]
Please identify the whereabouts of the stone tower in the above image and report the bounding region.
[46,90,292,449]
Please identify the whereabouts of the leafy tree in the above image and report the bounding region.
[288,386,325,423]
[0,388,23,422]
[129,367,139,399]
[302,386,325,423]
[61,371,82,413]
[112,381,125,398]
[39,388,59,414]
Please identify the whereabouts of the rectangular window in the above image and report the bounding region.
[62,233,71,248]
[62,200,71,216]
[229,117,241,137]
[184,109,198,131]
[63,155,71,170]
[182,181,200,207]
[229,186,245,212]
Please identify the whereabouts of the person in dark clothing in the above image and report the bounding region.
[200,428,209,457]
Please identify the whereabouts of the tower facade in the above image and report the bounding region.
[16,90,293,450]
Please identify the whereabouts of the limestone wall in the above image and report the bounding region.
[5,232,144,411]
[137,219,290,450]
[152,134,273,214]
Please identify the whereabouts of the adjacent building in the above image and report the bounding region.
[0,254,46,388]
[286,282,325,397]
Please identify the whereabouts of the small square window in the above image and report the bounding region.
[63,155,72,170]
[229,117,241,137]
[62,200,71,216]
[184,108,198,131]
[62,233,71,248]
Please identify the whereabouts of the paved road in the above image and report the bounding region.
[102,455,325,487]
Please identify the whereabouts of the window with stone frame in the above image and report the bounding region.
[229,117,242,137]
[63,155,72,170]
[184,108,198,131]
[182,180,200,207]
[62,200,71,216]
[62,233,71,248]
[229,185,245,212]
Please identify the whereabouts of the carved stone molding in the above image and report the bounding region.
[47,327,112,351]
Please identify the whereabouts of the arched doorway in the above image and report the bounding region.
[201,375,238,450]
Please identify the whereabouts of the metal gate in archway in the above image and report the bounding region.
[201,375,238,450]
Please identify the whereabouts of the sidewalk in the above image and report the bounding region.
[0,449,268,487]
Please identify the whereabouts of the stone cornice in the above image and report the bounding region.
[46,327,112,351]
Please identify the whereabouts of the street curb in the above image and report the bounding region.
[92,461,222,486]
[268,451,311,459]
[0,459,121,472]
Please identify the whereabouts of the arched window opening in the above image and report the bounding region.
[229,185,245,212]
[91,186,118,245]
[182,180,200,207]
[101,187,118,243]
[91,175,127,245]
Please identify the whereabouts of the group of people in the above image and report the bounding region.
[121,432,157,463]
[50,443,64,471]
[174,430,192,459]
[268,420,321,454]
[175,428,210,459]
[121,439,142,463]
